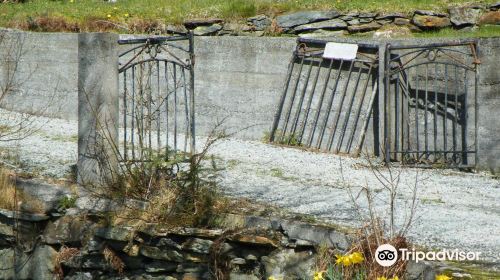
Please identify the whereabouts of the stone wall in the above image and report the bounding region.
[0,174,438,280]
[161,4,500,37]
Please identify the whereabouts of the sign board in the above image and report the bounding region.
[323,42,358,60]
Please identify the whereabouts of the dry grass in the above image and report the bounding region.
[54,246,80,280]
[103,246,125,275]
[0,167,46,213]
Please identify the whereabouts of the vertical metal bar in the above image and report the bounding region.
[298,57,324,143]
[270,53,296,142]
[327,60,355,151]
[424,64,429,160]
[131,66,136,160]
[165,61,169,159]
[307,59,334,146]
[156,60,161,154]
[335,60,365,153]
[433,63,438,161]
[453,65,458,161]
[354,79,378,156]
[474,46,479,168]
[347,64,373,152]
[173,63,178,152]
[123,69,128,161]
[139,63,144,159]
[405,67,410,156]
[189,31,195,155]
[289,56,315,144]
[148,62,152,157]
[182,67,189,153]
[394,69,400,160]
[281,55,305,142]
[316,60,344,149]
[383,44,390,163]
[462,69,468,165]
[415,65,420,162]
[444,64,448,161]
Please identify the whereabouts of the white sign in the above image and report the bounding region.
[323,42,358,60]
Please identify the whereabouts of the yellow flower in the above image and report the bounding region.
[435,275,452,280]
[313,271,325,280]
[390,277,400,280]
[107,14,111,18]
[377,277,387,280]
[124,13,129,17]
[113,7,118,10]
[348,252,364,264]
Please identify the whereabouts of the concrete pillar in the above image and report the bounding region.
[77,33,119,187]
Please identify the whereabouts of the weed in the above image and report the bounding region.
[57,195,77,210]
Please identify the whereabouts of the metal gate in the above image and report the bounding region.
[270,38,379,156]
[118,34,195,163]
[384,41,479,167]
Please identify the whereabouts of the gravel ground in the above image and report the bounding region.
[1,110,499,266]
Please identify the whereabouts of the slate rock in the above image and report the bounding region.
[293,19,347,33]
[43,215,93,245]
[449,6,483,27]
[405,260,436,280]
[359,12,378,18]
[166,24,188,35]
[184,18,223,29]
[412,15,452,29]
[376,12,407,20]
[394,18,412,25]
[144,261,178,273]
[277,10,340,29]
[347,21,382,33]
[247,15,272,31]
[347,19,360,25]
[340,13,359,21]
[229,272,259,280]
[140,246,184,262]
[478,11,500,25]
[0,209,49,222]
[298,30,347,38]
[262,248,315,279]
[181,238,213,254]
[359,18,374,23]
[95,226,133,242]
[193,24,223,36]
[280,220,350,250]
[414,10,448,17]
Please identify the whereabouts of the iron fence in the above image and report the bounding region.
[118,34,195,163]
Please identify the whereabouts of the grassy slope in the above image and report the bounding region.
[0,0,499,37]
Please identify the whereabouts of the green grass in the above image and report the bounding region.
[415,25,500,38]
[1,0,498,32]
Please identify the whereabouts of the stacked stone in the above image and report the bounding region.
[159,3,500,37]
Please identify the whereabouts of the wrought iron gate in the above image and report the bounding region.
[270,38,479,168]
[270,38,379,156]
[384,41,479,167]
[118,34,195,163]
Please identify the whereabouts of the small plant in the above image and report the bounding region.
[57,195,77,211]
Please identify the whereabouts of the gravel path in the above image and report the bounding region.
[1,111,499,265]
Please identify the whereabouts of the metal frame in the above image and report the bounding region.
[270,37,380,156]
[270,38,480,169]
[118,34,195,163]
[384,40,479,168]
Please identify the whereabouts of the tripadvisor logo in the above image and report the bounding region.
[375,244,398,267]
[375,244,481,267]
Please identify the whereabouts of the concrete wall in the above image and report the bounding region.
[0,31,499,172]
